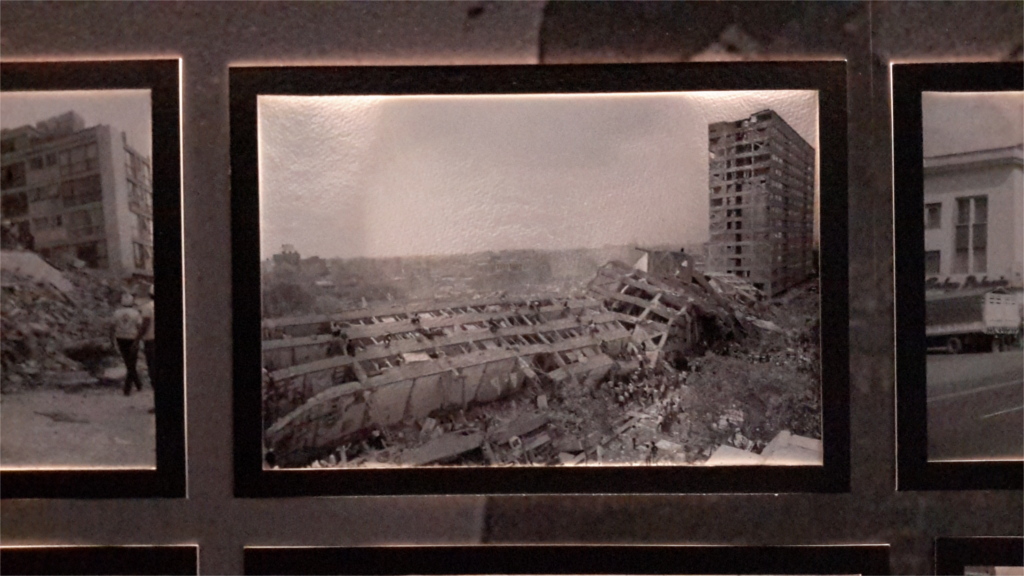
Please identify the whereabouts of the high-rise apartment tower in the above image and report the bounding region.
[706,109,815,296]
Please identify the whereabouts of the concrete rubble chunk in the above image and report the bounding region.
[759,430,792,459]
[614,415,643,436]
[553,435,583,453]
[51,371,100,389]
[584,431,603,450]
[417,417,445,442]
[536,394,548,410]
[732,432,753,451]
[787,433,822,452]
[1,250,74,293]
[516,357,538,380]
[488,412,548,445]
[481,441,499,464]
[761,430,822,465]
[703,444,764,466]
[102,366,128,381]
[523,432,551,452]
[654,439,682,453]
[703,430,822,466]
[748,317,783,332]
[402,352,432,363]
[558,452,586,465]
[763,443,821,465]
[397,431,484,466]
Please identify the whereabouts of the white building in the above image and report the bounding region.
[923,143,1023,291]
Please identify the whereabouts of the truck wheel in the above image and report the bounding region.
[992,337,1004,353]
[946,337,963,354]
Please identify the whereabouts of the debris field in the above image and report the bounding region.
[1,250,146,393]
[261,257,822,469]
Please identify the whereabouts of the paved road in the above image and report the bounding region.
[927,350,1024,461]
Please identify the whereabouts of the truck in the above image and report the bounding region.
[925,288,1023,354]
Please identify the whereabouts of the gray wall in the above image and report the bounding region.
[1,2,1021,574]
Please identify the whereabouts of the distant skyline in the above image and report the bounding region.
[1,89,152,158]
[923,91,1024,157]
[259,91,818,260]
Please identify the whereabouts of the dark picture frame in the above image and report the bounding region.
[0,60,185,498]
[0,545,198,575]
[934,537,1024,575]
[231,62,849,496]
[892,62,1024,491]
[243,544,890,576]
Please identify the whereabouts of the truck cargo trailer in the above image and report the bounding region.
[925,288,1023,354]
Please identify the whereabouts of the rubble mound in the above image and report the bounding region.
[1,251,125,391]
[262,257,822,469]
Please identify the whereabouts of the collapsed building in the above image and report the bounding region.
[261,254,821,468]
[1,250,142,391]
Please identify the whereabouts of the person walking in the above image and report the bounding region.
[111,292,144,395]
[139,285,156,388]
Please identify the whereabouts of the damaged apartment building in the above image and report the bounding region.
[1,111,154,277]
[260,256,813,468]
[707,109,815,296]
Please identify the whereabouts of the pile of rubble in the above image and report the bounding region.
[267,256,822,469]
[1,251,129,391]
[295,321,821,469]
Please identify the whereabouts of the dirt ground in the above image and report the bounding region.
[0,386,156,469]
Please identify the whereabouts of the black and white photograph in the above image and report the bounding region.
[1,90,158,469]
[243,545,889,576]
[963,567,1024,576]
[256,89,824,470]
[0,545,199,576]
[894,61,1023,491]
[920,90,1024,463]
[935,537,1024,576]
[0,59,183,498]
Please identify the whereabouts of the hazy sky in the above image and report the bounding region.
[923,91,1024,157]
[259,90,818,260]
[0,89,152,158]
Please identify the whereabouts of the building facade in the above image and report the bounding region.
[706,109,816,297]
[0,111,153,276]
[923,144,1024,292]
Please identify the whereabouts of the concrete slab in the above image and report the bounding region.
[703,445,763,465]
[1,250,74,293]
[760,430,823,465]
[408,374,444,419]
[762,444,822,465]
[398,431,484,466]
[367,380,414,427]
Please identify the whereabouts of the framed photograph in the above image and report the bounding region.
[0,545,198,575]
[231,62,849,495]
[893,62,1024,491]
[0,60,185,497]
[935,537,1024,576]
[243,544,890,575]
